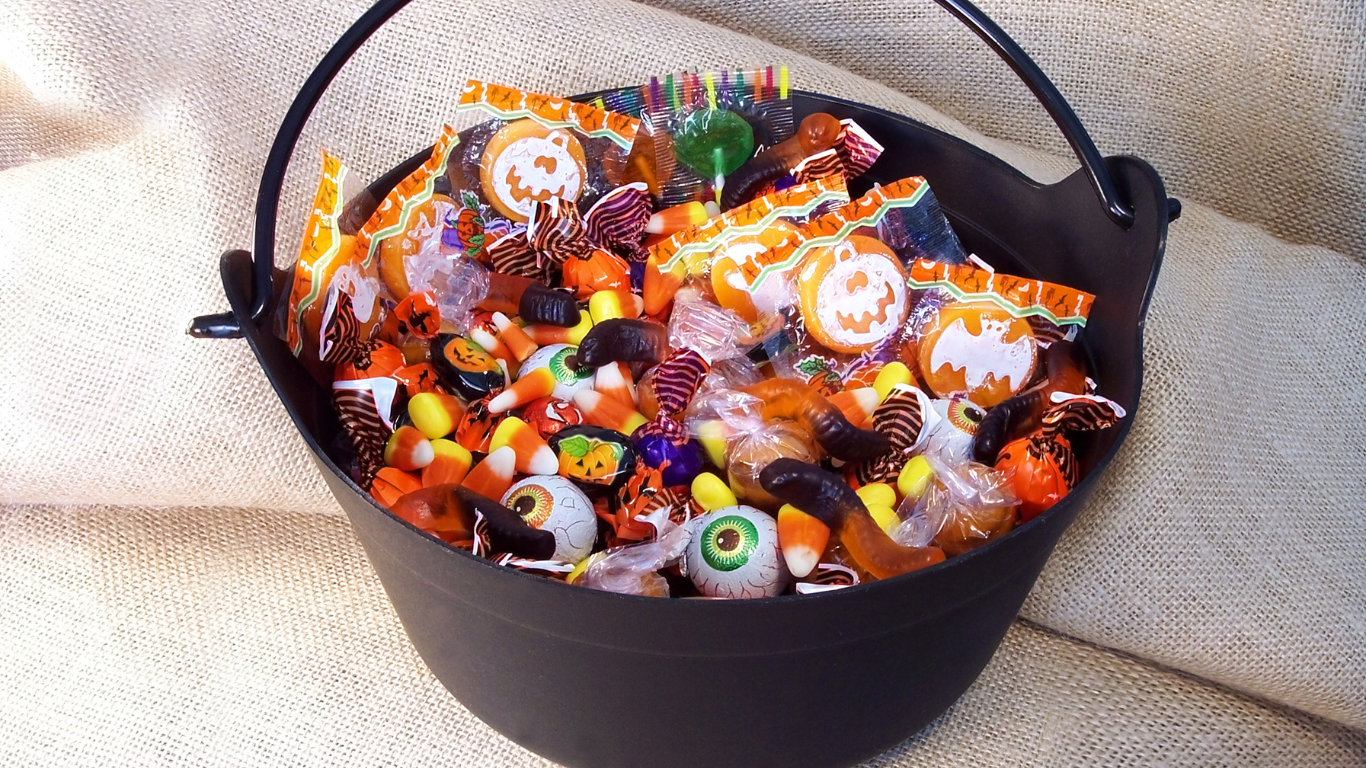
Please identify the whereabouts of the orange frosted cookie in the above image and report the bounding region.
[479,118,587,222]
[796,235,909,353]
[916,301,1036,407]
[711,219,797,324]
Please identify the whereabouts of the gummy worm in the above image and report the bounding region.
[760,458,944,579]
[480,272,581,327]
[577,318,672,368]
[742,378,890,462]
[721,113,843,210]
[390,484,556,560]
[972,341,1086,464]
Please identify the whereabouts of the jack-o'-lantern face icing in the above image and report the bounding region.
[917,302,1037,408]
[797,235,909,354]
[480,119,587,223]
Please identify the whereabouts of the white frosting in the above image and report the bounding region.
[812,244,908,348]
[928,315,1034,392]
[329,263,377,323]
[489,131,583,219]
[717,239,792,315]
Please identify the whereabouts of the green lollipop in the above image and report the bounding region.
[673,109,755,194]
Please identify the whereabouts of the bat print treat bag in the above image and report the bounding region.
[192,0,1174,765]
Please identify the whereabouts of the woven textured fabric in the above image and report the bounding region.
[2,502,1364,768]
[1,0,1364,753]
[639,0,1366,261]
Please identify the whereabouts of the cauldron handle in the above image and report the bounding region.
[194,0,1136,336]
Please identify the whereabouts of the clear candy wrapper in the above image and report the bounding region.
[666,297,749,363]
[645,66,794,207]
[874,181,967,266]
[894,451,1018,556]
[576,506,693,597]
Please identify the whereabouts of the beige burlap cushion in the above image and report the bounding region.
[2,503,1364,767]
[1,0,1363,756]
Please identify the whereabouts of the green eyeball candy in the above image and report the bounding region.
[683,506,789,598]
[518,343,596,401]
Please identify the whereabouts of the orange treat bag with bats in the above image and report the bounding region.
[904,259,1094,409]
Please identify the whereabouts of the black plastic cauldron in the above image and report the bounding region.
[192,1,1176,765]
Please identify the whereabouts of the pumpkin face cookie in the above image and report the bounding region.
[796,235,909,354]
[710,219,797,324]
[479,118,587,222]
[916,302,1036,408]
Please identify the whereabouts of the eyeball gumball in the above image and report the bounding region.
[502,475,598,564]
[520,344,598,401]
[682,506,789,599]
[925,395,987,464]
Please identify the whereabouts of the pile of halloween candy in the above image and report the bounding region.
[282,69,1126,599]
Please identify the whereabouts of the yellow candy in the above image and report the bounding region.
[695,419,731,469]
[408,392,465,440]
[588,290,626,324]
[873,362,913,403]
[897,455,934,500]
[567,550,607,584]
[866,503,900,535]
[855,482,897,509]
[692,472,738,511]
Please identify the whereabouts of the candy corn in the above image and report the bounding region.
[695,419,733,469]
[855,482,897,510]
[408,391,466,439]
[470,325,517,370]
[572,390,649,435]
[588,289,645,324]
[594,362,637,408]
[828,387,879,429]
[371,467,422,508]
[491,312,538,362]
[422,439,473,487]
[643,255,686,317]
[777,504,830,579]
[525,313,594,345]
[874,362,914,403]
[897,455,934,500]
[490,416,558,475]
[691,472,737,511]
[487,367,556,414]
[461,445,517,501]
[866,504,901,535]
[645,201,709,235]
[384,425,435,471]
